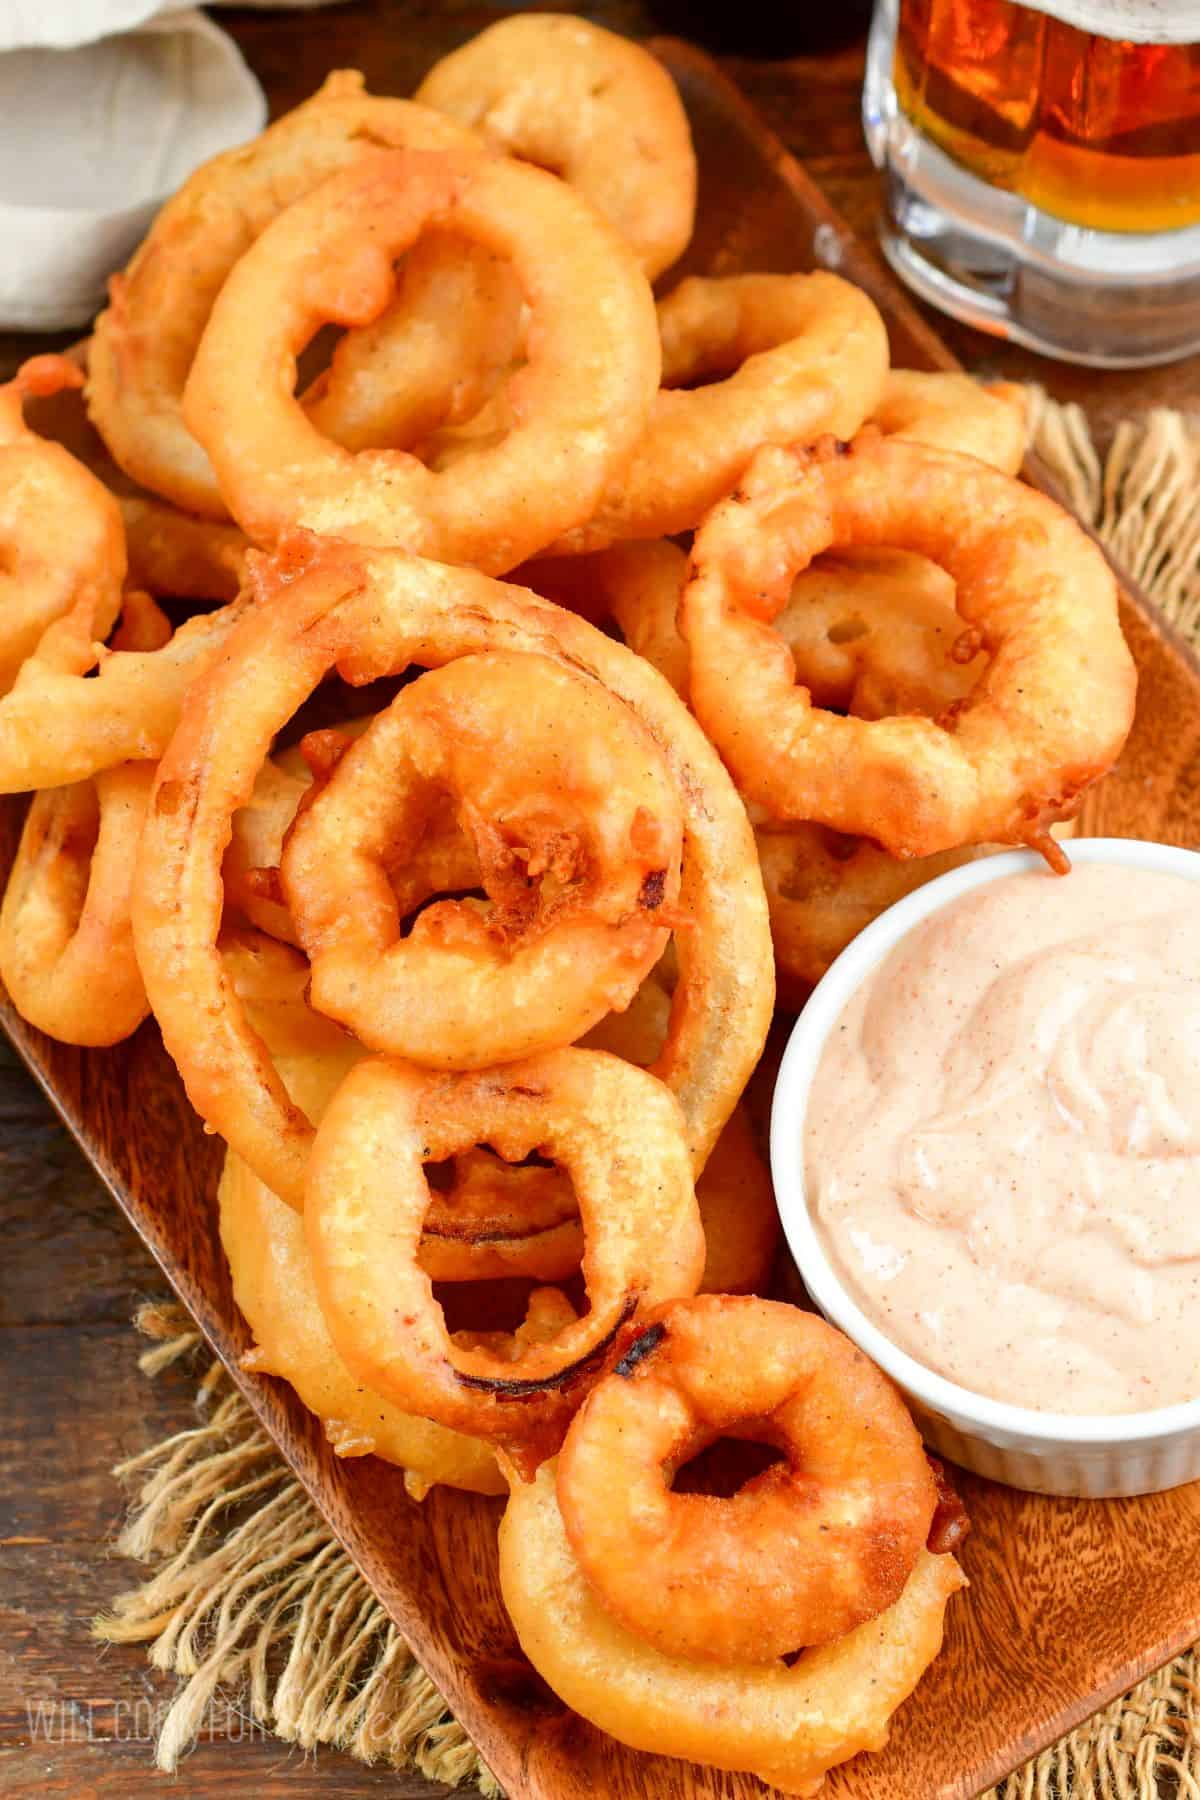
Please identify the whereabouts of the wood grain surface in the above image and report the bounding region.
[3,9,1200,1800]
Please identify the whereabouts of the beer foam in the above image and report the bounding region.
[1015,0,1195,43]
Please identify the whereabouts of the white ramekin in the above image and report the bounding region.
[770,837,1200,1499]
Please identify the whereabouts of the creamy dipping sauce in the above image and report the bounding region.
[804,862,1200,1415]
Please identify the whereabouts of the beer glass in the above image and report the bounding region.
[863,0,1200,366]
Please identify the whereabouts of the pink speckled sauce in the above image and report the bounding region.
[805,863,1200,1415]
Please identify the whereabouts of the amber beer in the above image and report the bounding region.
[894,0,1200,232]
[864,0,1200,365]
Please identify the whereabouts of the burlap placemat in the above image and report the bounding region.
[96,394,1200,1797]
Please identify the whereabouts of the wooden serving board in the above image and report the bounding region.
[6,38,1200,1800]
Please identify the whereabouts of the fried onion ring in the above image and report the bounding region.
[0,356,125,696]
[182,148,660,573]
[0,762,153,1044]
[414,16,696,279]
[542,272,888,554]
[87,73,482,518]
[556,1296,937,1663]
[133,540,772,1209]
[305,1050,704,1473]
[874,370,1027,474]
[681,435,1136,856]
[500,1459,964,1795]
[281,652,682,1066]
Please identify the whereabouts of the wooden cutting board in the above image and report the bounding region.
[6,38,1200,1800]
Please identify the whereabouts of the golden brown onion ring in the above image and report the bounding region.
[0,356,125,697]
[133,539,773,1209]
[87,73,483,518]
[681,435,1136,858]
[281,652,683,1067]
[0,762,153,1045]
[556,1296,937,1663]
[182,148,660,573]
[500,1459,965,1795]
[415,16,696,280]
[542,272,888,554]
[305,1049,704,1474]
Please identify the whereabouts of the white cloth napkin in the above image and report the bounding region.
[0,2,315,331]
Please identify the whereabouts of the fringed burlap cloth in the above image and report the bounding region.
[96,394,1200,1798]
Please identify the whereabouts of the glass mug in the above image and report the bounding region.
[864,0,1200,367]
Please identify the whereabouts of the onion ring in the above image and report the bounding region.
[500,1460,964,1795]
[556,1296,937,1662]
[680,434,1137,857]
[87,73,483,518]
[414,15,696,280]
[542,272,889,554]
[181,148,661,573]
[0,592,246,794]
[874,371,1026,474]
[0,356,125,696]
[305,1049,704,1473]
[0,762,153,1045]
[281,651,682,1067]
[133,539,772,1209]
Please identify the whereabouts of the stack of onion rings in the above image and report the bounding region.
[221,1132,581,1500]
[500,1296,966,1794]
[133,537,773,1209]
[3,37,1150,1790]
[87,73,487,517]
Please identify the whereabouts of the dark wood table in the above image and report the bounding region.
[1,5,1195,1796]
